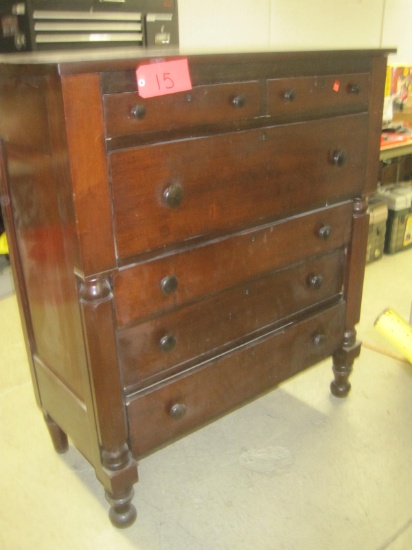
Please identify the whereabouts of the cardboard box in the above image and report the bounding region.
[385,66,412,112]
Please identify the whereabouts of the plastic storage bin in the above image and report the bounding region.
[366,197,388,263]
[376,183,412,254]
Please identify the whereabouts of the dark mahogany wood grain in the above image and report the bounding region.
[0,49,392,527]
[110,114,368,260]
[0,73,89,402]
[365,56,388,195]
[113,202,353,327]
[61,73,116,277]
[0,140,41,405]
[97,49,386,94]
[343,198,370,330]
[127,302,346,457]
[118,249,345,390]
[267,72,370,116]
[104,80,262,138]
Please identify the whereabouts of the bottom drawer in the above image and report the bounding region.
[127,301,346,457]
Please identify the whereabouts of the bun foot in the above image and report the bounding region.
[330,378,351,398]
[105,489,137,528]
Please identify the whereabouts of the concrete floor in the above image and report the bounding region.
[0,249,411,550]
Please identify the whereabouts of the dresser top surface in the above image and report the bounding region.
[0,47,396,76]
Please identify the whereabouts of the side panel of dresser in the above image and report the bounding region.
[0,69,98,460]
[0,68,138,525]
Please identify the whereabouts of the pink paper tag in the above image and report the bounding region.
[136,58,192,98]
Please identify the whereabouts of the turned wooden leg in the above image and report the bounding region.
[331,329,361,398]
[100,443,138,528]
[44,413,69,454]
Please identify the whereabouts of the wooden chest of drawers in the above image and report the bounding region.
[0,49,391,527]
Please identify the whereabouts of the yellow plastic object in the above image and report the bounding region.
[0,232,8,255]
[375,308,412,364]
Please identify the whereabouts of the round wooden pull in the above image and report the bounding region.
[331,150,347,167]
[232,95,245,108]
[307,274,324,290]
[318,225,332,240]
[313,333,326,346]
[169,403,187,420]
[130,104,146,119]
[160,275,178,295]
[164,183,184,208]
[159,334,177,353]
[283,89,296,102]
[348,83,362,94]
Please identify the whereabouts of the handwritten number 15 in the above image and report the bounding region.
[156,72,174,90]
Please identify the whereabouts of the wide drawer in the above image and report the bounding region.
[110,114,368,260]
[113,201,353,327]
[126,301,346,457]
[118,248,345,390]
[104,81,262,139]
[267,73,370,117]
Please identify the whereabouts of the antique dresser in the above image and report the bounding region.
[0,49,391,526]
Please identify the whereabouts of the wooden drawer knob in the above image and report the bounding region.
[169,403,187,420]
[232,95,245,108]
[313,333,326,346]
[130,104,146,119]
[318,225,332,240]
[159,334,177,353]
[283,89,296,102]
[331,150,347,167]
[348,83,362,94]
[160,275,179,295]
[164,183,184,208]
[307,274,324,289]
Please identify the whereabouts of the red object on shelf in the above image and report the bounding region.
[380,133,412,148]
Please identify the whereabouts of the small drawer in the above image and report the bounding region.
[126,301,346,457]
[118,249,345,390]
[110,113,367,260]
[103,81,262,139]
[113,201,353,327]
[267,73,370,117]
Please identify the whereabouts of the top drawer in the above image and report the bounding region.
[103,81,262,139]
[267,73,370,117]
